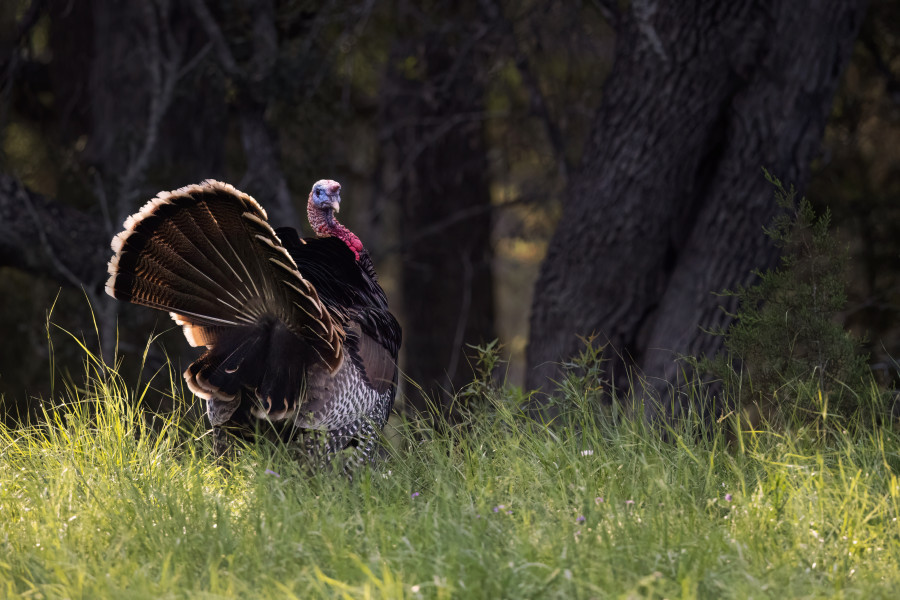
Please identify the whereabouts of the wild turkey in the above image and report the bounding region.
[105,179,401,468]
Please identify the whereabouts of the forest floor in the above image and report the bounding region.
[1,348,899,599]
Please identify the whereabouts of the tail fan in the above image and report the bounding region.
[106,180,344,415]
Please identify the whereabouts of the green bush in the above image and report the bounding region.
[701,170,874,424]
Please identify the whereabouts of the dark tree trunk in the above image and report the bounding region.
[526,0,867,419]
[383,6,496,414]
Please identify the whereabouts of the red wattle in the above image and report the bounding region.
[308,192,363,261]
[334,226,362,260]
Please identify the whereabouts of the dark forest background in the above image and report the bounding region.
[0,0,898,422]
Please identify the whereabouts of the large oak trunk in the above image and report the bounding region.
[526,0,867,419]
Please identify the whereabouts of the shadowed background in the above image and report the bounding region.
[1,0,898,422]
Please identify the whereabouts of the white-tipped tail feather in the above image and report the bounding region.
[106,179,345,416]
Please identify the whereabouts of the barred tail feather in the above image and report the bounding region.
[107,180,345,414]
[184,319,310,418]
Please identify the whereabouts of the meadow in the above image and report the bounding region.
[1,341,899,599]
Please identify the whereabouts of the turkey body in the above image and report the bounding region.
[105,180,401,467]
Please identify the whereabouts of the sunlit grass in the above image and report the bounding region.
[1,339,899,598]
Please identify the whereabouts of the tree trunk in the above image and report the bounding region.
[382,6,496,414]
[526,0,867,419]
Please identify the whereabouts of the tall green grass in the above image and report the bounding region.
[1,340,899,598]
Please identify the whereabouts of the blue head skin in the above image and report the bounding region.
[310,179,342,228]
[307,179,362,258]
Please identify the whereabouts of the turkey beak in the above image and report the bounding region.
[323,192,341,226]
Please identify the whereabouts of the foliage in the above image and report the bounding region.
[553,334,608,413]
[701,171,874,422]
[2,341,900,598]
[455,340,506,409]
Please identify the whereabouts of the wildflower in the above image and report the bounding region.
[576,515,585,523]
[581,449,594,456]
[264,469,280,478]
[625,500,634,505]
[725,493,733,502]
[506,510,513,515]
[411,492,420,499]
[595,497,604,504]
[493,506,499,513]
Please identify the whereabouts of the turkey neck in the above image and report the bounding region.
[307,194,364,260]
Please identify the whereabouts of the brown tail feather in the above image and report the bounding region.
[107,180,345,400]
[183,318,312,419]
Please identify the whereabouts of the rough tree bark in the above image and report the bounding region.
[525,0,867,419]
[382,3,496,414]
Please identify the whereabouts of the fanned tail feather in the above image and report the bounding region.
[106,180,344,415]
[183,319,309,418]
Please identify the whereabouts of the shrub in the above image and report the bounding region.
[701,170,873,423]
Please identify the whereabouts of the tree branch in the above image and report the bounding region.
[114,0,186,227]
[478,0,573,179]
[591,0,621,31]
[19,183,83,289]
[0,175,109,289]
[1,0,48,143]
[187,0,299,228]
[186,0,240,77]
[13,0,48,45]
[375,194,537,260]
[862,35,900,105]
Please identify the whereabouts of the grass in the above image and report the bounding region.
[1,343,899,599]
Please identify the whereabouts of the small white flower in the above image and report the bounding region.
[581,449,594,456]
